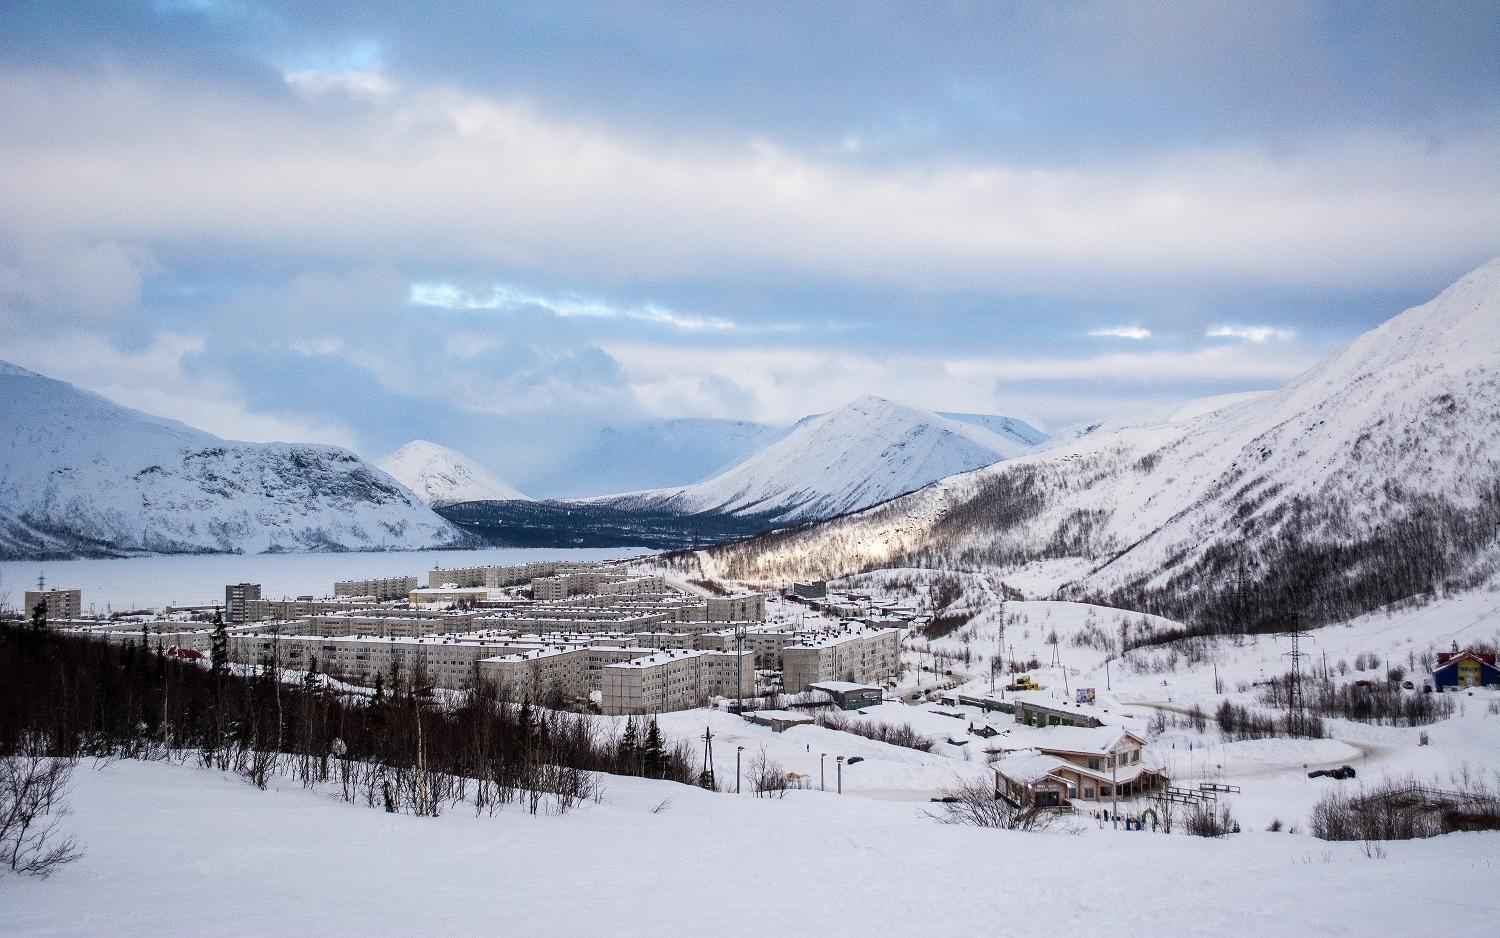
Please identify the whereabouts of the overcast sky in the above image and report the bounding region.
[2,1,1497,473]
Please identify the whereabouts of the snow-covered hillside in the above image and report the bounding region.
[592,396,1045,522]
[378,440,530,507]
[0,363,466,559]
[695,259,1500,628]
[528,417,788,498]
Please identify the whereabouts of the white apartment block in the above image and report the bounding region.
[781,627,902,693]
[599,649,754,715]
[334,576,418,600]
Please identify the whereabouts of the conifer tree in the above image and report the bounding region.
[30,600,46,631]
[643,718,665,779]
[618,718,639,774]
[210,611,228,676]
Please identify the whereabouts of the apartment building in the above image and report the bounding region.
[706,593,766,621]
[333,576,418,601]
[229,632,531,689]
[781,627,902,693]
[224,583,262,624]
[241,597,374,622]
[599,649,754,715]
[24,588,82,620]
[426,561,597,590]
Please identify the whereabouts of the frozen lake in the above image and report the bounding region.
[0,547,650,614]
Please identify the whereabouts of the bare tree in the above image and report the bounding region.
[1,744,83,877]
[927,777,1056,831]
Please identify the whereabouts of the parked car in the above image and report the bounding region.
[1308,765,1357,780]
[846,756,864,765]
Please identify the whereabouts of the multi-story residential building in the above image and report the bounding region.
[707,593,766,621]
[240,597,374,622]
[24,588,82,620]
[599,649,754,715]
[223,583,262,623]
[333,576,418,601]
[781,627,902,693]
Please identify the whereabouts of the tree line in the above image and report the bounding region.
[0,619,703,835]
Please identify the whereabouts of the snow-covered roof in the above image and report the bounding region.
[1030,725,1142,756]
[995,753,1078,789]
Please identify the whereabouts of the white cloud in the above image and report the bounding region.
[409,282,741,332]
[1088,325,1152,339]
[1205,324,1296,343]
[283,68,395,101]
[0,68,1495,294]
[606,340,1319,426]
[5,331,360,447]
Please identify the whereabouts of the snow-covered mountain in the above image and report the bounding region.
[378,440,530,507]
[0,363,466,559]
[525,417,787,498]
[692,259,1500,629]
[591,396,1046,522]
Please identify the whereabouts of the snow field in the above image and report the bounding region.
[4,757,1497,938]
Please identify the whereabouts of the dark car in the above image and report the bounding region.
[846,756,864,765]
[1308,765,1357,780]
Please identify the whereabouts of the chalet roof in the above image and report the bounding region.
[1032,725,1144,756]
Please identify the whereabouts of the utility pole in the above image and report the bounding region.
[820,753,826,791]
[836,755,845,794]
[700,726,716,790]
[736,745,744,794]
[1111,756,1119,829]
[734,620,746,713]
[1284,617,1308,736]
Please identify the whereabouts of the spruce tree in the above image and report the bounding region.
[30,600,46,631]
[643,718,665,779]
[618,718,639,774]
[210,611,228,676]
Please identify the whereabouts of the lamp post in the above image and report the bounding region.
[820,753,826,791]
[736,746,744,794]
[836,755,845,794]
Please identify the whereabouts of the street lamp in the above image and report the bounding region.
[836,755,845,794]
[820,753,826,791]
[736,746,744,794]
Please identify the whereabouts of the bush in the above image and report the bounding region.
[1184,802,1239,837]
[816,711,933,752]
[1311,776,1500,841]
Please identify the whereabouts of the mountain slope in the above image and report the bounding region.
[694,259,1500,629]
[524,417,787,498]
[379,440,530,507]
[591,396,1045,522]
[0,364,466,559]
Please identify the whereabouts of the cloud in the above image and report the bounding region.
[4,330,359,447]
[0,238,155,325]
[0,67,1496,296]
[1088,325,1152,339]
[606,340,1318,427]
[1205,324,1296,343]
[283,68,395,101]
[409,282,742,332]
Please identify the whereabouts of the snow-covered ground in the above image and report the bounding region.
[5,757,1497,937]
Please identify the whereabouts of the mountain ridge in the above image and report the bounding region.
[0,363,466,560]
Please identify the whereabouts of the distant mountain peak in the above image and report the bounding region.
[0,360,43,378]
[379,440,530,507]
[592,396,1047,521]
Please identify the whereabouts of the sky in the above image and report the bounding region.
[1,1,1497,490]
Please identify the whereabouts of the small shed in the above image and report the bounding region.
[808,681,884,710]
[746,710,816,733]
